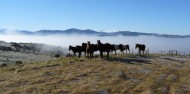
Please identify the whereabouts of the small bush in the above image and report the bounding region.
[53,54,61,58]
[0,63,7,67]
[15,61,23,65]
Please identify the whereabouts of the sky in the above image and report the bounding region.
[0,0,190,35]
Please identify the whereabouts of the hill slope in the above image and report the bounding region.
[0,55,190,94]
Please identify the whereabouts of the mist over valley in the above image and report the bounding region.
[0,32,190,55]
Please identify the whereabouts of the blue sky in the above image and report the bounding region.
[0,0,190,35]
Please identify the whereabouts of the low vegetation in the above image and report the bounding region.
[0,54,190,94]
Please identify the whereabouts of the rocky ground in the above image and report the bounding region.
[0,54,190,94]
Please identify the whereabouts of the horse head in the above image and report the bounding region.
[119,44,123,50]
[87,41,91,48]
[97,40,101,47]
[82,43,85,46]
[69,45,72,51]
[87,41,90,45]
[135,44,139,49]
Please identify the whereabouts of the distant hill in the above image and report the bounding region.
[0,28,189,38]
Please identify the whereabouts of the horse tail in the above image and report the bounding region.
[127,45,130,53]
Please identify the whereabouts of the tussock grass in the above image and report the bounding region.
[0,55,190,94]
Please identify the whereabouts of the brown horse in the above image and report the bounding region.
[135,44,146,54]
[97,40,111,59]
[86,41,94,59]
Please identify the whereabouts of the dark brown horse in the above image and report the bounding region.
[135,44,146,54]
[69,45,77,57]
[69,45,82,58]
[113,44,120,51]
[76,45,82,58]
[119,44,130,55]
[110,45,116,58]
[91,44,99,52]
[97,40,111,59]
[125,44,130,53]
[119,44,124,55]
[82,43,87,56]
[86,41,94,59]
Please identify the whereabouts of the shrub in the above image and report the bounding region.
[0,63,7,67]
[15,61,23,65]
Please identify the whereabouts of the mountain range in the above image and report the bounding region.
[0,28,189,38]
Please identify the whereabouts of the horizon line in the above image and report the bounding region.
[0,28,189,36]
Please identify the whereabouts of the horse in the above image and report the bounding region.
[124,44,130,53]
[82,43,87,56]
[97,40,111,59]
[119,44,124,55]
[113,44,120,51]
[86,41,94,59]
[91,44,99,52]
[135,44,146,54]
[119,44,130,55]
[69,45,82,58]
[110,45,116,58]
[69,45,77,57]
[76,45,83,58]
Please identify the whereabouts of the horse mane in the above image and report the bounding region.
[86,41,94,59]
[86,41,91,51]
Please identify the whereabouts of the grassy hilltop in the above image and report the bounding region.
[0,54,190,94]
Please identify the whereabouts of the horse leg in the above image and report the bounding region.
[92,52,94,59]
[101,52,103,58]
[100,52,103,58]
[89,53,91,59]
[88,53,90,59]
[90,52,92,60]
[91,52,94,59]
[74,52,77,57]
[128,49,130,53]
[84,52,86,57]
[114,50,116,59]
[79,52,81,58]
[107,51,109,59]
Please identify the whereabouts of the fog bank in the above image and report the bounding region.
[0,35,190,54]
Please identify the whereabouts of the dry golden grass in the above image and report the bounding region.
[0,55,190,94]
